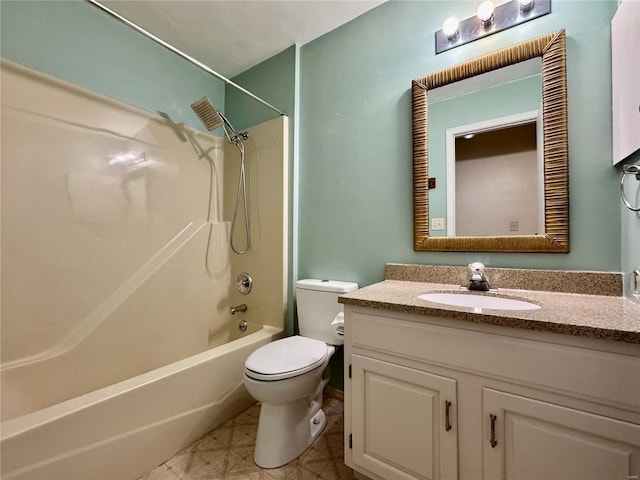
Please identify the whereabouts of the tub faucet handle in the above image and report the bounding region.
[236,272,253,294]
[230,304,248,315]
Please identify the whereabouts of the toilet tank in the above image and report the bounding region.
[296,279,358,345]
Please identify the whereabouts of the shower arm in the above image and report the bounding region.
[86,0,287,117]
[218,111,248,144]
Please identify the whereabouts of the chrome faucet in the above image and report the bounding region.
[230,304,247,315]
[467,262,492,292]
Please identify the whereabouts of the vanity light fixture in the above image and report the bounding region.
[477,1,495,27]
[435,0,551,54]
[442,17,460,40]
[520,0,535,13]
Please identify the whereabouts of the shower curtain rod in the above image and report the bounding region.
[86,0,287,117]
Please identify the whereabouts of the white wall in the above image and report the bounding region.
[456,150,539,236]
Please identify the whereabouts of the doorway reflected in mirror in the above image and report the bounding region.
[453,121,540,237]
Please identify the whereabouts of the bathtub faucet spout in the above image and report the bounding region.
[230,304,248,315]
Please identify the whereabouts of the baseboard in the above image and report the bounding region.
[324,386,344,401]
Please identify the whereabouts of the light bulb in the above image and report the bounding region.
[442,17,459,39]
[477,0,495,25]
[520,0,534,12]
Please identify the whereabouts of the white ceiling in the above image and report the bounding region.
[100,0,386,78]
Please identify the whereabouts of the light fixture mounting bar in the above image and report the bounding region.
[435,0,551,55]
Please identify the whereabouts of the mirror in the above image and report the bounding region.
[412,30,569,252]
[430,58,543,237]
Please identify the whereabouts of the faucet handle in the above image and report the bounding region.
[236,272,252,294]
[467,262,492,292]
[469,262,485,279]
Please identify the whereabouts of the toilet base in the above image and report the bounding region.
[253,398,327,468]
[310,409,326,441]
[246,346,335,469]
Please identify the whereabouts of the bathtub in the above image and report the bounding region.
[0,323,283,480]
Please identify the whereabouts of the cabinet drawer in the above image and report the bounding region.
[349,310,640,412]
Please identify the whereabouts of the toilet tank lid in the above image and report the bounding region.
[296,279,358,293]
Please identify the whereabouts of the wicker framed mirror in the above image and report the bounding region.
[412,30,569,252]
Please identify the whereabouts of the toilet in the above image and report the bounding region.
[243,279,358,468]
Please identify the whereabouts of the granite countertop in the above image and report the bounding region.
[338,279,640,344]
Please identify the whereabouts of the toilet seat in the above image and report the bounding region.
[245,336,328,381]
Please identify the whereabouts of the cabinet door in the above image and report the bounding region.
[612,0,640,163]
[351,354,458,480]
[483,388,640,480]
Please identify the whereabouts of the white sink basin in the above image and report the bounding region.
[418,292,540,311]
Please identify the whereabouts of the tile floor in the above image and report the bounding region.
[138,391,354,480]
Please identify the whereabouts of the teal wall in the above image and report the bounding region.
[292,0,620,389]
[298,0,620,290]
[0,0,224,131]
[428,74,542,232]
[226,46,295,131]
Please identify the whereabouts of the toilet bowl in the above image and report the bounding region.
[244,336,335,468]
[243,279,357,468]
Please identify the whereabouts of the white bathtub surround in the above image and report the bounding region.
[1,60,289,480]
[1,326,283,480]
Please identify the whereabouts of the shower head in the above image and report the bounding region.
[191,96,225,131]
[190,96,248,144]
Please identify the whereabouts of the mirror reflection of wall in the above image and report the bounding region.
[454,123,539,236]
[427,58,542,237]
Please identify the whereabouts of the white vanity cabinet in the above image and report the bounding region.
[612,0,640,164]
[350,355,458,480]
[483,389,640,480]
[343,307,640,480]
